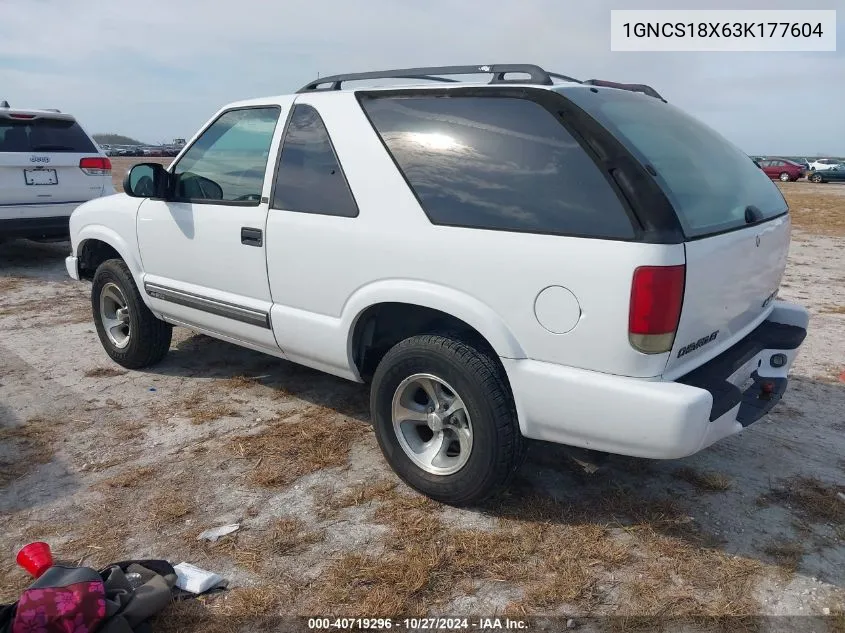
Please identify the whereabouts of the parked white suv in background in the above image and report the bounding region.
[64,65,808,505]
[0,101,114,241]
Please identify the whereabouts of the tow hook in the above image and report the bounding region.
[759,381,774,401]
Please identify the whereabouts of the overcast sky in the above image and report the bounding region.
[1,0,842,155]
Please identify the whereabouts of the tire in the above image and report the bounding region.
[370,333,525,506]
[91,259,172,369]
[779,172,791,182]
[809,173,823,183]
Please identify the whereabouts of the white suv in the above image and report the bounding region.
[64,65,809,505]
[0,102,115,241]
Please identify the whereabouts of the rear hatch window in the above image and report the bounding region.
[0,116,97,153]
[558,87,788,238]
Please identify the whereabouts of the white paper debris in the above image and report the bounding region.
[174,562,228,594]
[196,524,240,542]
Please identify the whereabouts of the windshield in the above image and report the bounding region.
[0,117,96,153]
[558,87,788,238]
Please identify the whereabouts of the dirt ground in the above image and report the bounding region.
[1,179,843,631]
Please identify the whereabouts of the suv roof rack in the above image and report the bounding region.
[296,64,665,100]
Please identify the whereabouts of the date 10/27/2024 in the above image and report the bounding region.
[307,617,531,630]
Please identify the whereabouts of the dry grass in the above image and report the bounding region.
[159,390,241,425]
[218,374,264,389]
[0,415,56,487]
[763,539,804,574]
[760,476,845,523]
[148,487,195,528]
[318,479,398,518]
[0,276,27,293]
[229,409,368,488]
[778,183,845,236]
[98,466,156,489]
[673,467,733,492]
[820,305,845,315]
[84,366,128,378]
[308,482,762,619]
[224,518,326,573]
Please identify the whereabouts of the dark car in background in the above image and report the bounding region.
[808,164,845,183]
[759,158,804,182]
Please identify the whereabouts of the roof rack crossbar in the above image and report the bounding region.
[297,64,554,93]
[583,79,665,101]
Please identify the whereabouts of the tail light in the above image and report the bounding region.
[629,265,685,354]
[79,157,111,176]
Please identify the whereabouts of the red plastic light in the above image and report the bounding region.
[628,265,685,354]
[8,113,36,119]
[79,157,111,171]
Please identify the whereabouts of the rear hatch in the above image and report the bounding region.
[0,111,106,211]
[560,86,791,378]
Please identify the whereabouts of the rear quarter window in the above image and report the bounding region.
[0,117,96,153]
[560,87,788,239]
[359,95,635,239]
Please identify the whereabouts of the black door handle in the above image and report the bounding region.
[241,227,263,247]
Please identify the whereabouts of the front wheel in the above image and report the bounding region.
[91,259,172,369]
[809,173,823,183]
[370,333,525,506]
[779,172,791,182]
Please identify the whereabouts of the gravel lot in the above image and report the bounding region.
[1,180,843,630]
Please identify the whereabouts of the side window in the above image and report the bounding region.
[173,106,280,204]
[359,95,635,239]
[272,104,358,218]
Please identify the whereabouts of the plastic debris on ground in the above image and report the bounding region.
[173,562,228,594]
[196,523,240,542]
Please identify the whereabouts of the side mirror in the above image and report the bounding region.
[123,162,171,199]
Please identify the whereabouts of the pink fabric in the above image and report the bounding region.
[12,582,106,633]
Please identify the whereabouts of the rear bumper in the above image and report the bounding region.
[0,214,73,239]
[504,300,809,459]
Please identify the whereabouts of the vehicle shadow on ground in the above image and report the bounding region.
[0,239,70,280]
[145,332,845,591]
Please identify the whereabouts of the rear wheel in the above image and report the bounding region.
[779,172,791,182]
[370,333,525,506]
[91,259,172,369]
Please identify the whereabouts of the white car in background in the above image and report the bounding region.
[0,101,115,242]
[808,158,843,172]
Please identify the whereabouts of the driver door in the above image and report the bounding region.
[137,103,286,350]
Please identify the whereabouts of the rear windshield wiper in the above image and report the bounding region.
[744,205,764,224]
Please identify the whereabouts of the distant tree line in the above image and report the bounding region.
[93,133,145,146]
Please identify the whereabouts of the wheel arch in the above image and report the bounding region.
[343,280,526,380]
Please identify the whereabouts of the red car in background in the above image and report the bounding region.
[758,158,804,182]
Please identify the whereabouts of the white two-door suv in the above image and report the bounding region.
[0,101,115,241]
[65,65,808,505]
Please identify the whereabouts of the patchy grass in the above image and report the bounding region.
[84,366,128,378]
[307,481,762,619]
[222,518,326,574]
[318,479,399,518]
[0,415,56,487]
[760,476,845,524]
[779,183,845,237]
[218,374,264,389]
[820,305,845,315]
[763,539,804,574]
[0,276,27,293]
[148,487,195,529]
[673,467,733,492]
[160,390,241,425]
[98,466,156,489]
[229,409,368,488]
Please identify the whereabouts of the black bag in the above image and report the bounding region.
[0,559,177,633]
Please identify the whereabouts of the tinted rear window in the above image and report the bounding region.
[560,88,788,238]
[360,95,635,239]
[0,117,96,153]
